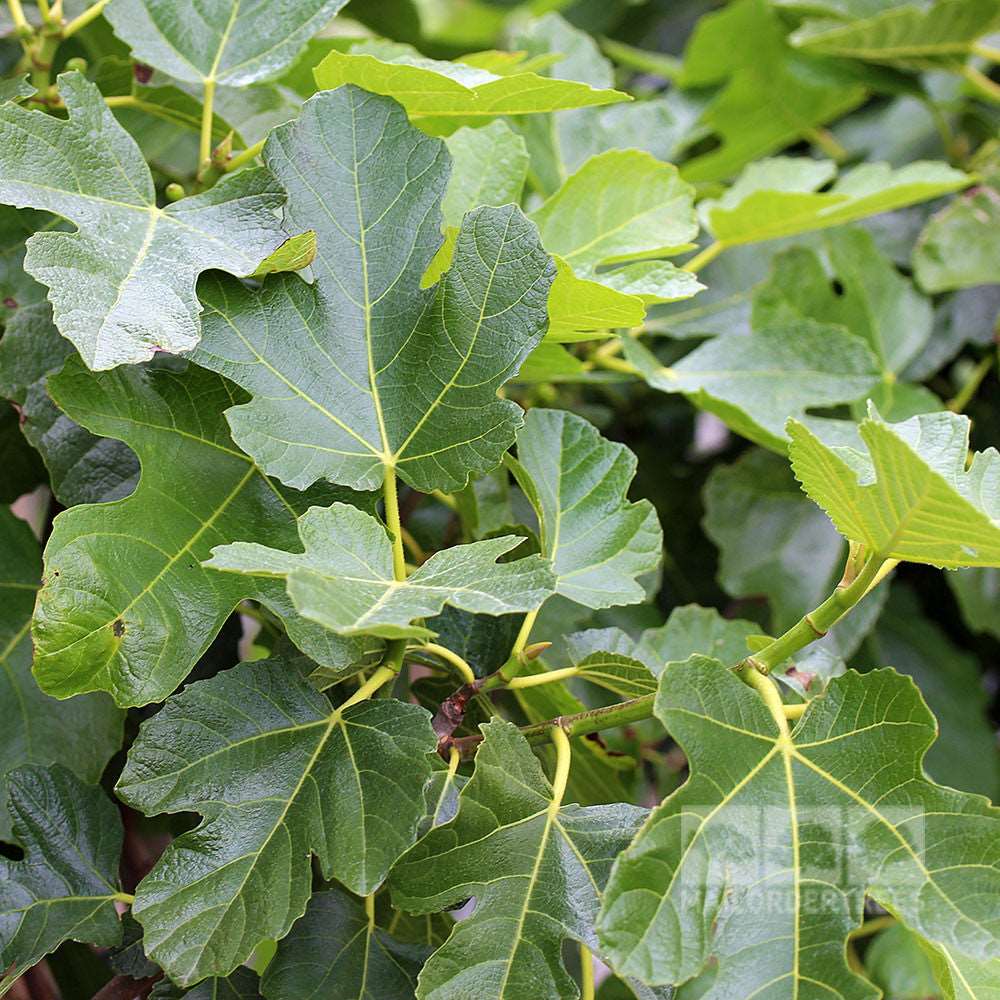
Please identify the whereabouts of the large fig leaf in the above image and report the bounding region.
[32,358,371,707]
[194,86,555,494]
[390,718,648,1000]
[0,73,288,369]
[598,658,1000,996]
[117,656,436,986]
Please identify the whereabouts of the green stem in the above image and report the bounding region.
[224,137,266,172]
[745,553,889,674]
[62,0,109,36]
[198,77,216,176]
[449,692,657,757]
[961,63,1000,104]
[29,30,60,94]
[506,665,580,689]
[383,465,407,582]
[682,241,724,273]
[113,891,135,905]
[740,662,790,737]
[848,915,895,940]
[579,943,595,1000]
[947,353,994,412]
[414,643,476,686]
[803,126,848,162]
[7,0,30,34]
[973,42,1000,63]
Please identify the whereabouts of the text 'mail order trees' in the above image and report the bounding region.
[1,0,999,998]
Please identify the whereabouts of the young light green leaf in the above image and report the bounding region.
[598,659,1000,994]
[507,408,662,609]
[262,889,429,1000]
[624,320,881,451]
[206,502,555,640]
[0,765,125,992]
[105,0,349,87]
[753,226,933,376]
[390,718,648,1000]
[0,73,288,369]
[790,0,1000,70]
[702,156,970,250]
[32,358,373,707]
[0,509,122,840]
[529,150,696,275]
[194,87,555,494]
[118,656,436,986]
[441,120,529,226]
[312,42,629,124]
[788,407,1000,567]
[676,0,869,182]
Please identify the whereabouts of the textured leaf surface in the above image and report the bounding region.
[0,509,122,839]
[32,358,370,707]
[788,407,1000,567]
[0,74,288,369]
[791,0,1000,70]
[106,0,348,86]
[150,967,262,1000]
[391,719,647,1000]
[703,157,970,249]
[206,502,555,640]
[313,43,628,121]
[624,321,880,451]
[262,888,429,1000]
[118,656,436,985]
[508,408,661,609]
[194,86,555,494]
[0,766,124,991]
[598,659,1000,994]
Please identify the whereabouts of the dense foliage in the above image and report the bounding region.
[1,0,999,997]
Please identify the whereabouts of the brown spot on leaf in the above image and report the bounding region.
[112,619,125,638]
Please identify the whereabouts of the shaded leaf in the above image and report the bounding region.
[507,408,662,609]
[390,718,647,1000]
[788,406,1000,567]
[118,656,436,985]
[150,967,262,1000]
[194,86,555,494]
[0,509,122,839]
[598,659,1000,994]
[206,502,555,640]
[32,358,371,707]
[262,888,429,1000]
[624,320,880,451]
[947,567,1000,639]
[0,73,288,369]
[0,765,125,992]
[864,923,941,1000]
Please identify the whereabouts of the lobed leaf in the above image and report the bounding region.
[194,86,555,494]
[206,502,555,640]
[598,659,1000,994]
[788,406,1000,567]
[390,718,648,1000]
[0,73,288,369]
[105,0,350,87]
[0,509,122,839]
[507,408,662,609]
[117,655,436,985]
[31,358,372,707]
[0,766,125,992]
